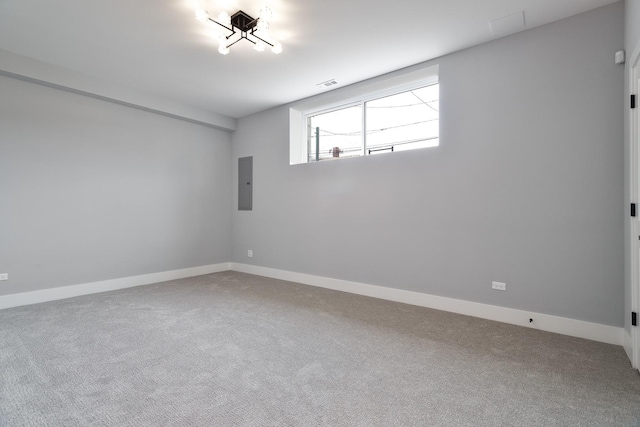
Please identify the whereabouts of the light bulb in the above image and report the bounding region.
[210,31,225,43]
[218,44,230,55]
[195,8,209,22]
[254,41,265,52]
[218,11,231,27]
[271,42,282,54]
[260,6,273,21]
[257,18,269,32]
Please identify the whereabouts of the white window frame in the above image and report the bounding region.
[289,64,439,165]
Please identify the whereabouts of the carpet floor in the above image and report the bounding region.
[1,271,639,426]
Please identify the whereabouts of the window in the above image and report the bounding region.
[306,84,439,162]
[308,104,363,161]
[289,65,439,165]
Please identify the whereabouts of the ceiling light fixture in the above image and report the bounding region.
[195,6,283,55]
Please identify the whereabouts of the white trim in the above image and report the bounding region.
[629,40,640,370]
[0,261,624,347]
[0,263,231,310]
[230,263,623,346]
[289,64,439,165]
[624,329,633,364]
[289,108,306,165]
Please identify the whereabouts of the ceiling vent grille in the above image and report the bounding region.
[317,79,338,89]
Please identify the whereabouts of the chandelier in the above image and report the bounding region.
[195,5,282,55]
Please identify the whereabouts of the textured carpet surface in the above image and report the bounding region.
[1,271,639,426]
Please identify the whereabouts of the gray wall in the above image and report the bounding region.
[625,0,640,336]
[626,0,640,56]
[231,3,625,327]
[0,75,232,296]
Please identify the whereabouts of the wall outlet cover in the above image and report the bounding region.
[0,273,8,281]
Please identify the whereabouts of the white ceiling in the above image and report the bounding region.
[0,0,620,120]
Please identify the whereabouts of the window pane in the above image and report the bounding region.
[365,84,439,154]
[308,105,362,161]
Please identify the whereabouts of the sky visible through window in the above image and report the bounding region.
[308,84,439,161]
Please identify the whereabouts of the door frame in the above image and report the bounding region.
[629,42,640,371]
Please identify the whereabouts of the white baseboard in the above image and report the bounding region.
[230,263,624,346]
[623,330,634,367]
[0,262,624,347]
[0,263,231,310]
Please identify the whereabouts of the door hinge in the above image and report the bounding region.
[632,94,636,109]
[632,203,637,217]
[633,312,638,327]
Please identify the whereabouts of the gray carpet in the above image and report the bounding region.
[1,271,639,426]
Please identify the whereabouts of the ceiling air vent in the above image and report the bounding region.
[316,79,338,89]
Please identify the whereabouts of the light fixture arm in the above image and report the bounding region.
[208,17,234,33]
[250,31,276,48]
[208,17,276,49]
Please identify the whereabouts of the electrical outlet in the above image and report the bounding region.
[492,281,506,291]
[247,250,253,258]
[0,273,8,281]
